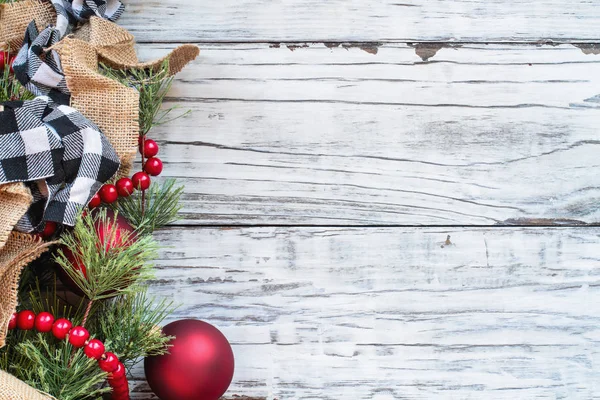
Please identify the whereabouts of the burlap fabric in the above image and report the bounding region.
[0,0,55,51]
[0,370,55,400]
[52,17,199,177]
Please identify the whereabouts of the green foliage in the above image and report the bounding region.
[0,58,34,102]
[100,60,189,135]
[54,209,159,300]
[113,178,183,235]
[94,289,175,367]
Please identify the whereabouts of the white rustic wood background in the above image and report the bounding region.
[121,1,600,399]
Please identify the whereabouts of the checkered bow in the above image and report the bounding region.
[0,97,120,231]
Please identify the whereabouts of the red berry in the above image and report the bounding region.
[84,339,105,360]
[68,326,89,348]
[8,313,17,330]
[144,157,163,176]
[100,184,118,204]
[98,352,119,372]
[41,221,57,239]
[89,193,101,208]
[109,362,126,381]
[131,172,151,191]
[52,318,73,340]
[116,177,134,197]
[16,310,35,330]
[34,312,55,333]
[139,138,159,158]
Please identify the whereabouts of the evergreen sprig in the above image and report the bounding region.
[94,289,175,367]
[100,60,189,135]
[0,58,34,102]
[54,209,159,301]
[113,178,183,234]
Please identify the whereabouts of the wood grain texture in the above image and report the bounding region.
[121,0,600,43]
[128,226,600,399]
[136,43,600,226]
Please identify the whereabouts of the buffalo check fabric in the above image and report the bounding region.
[13,0,124,104]
[0,97,120,232]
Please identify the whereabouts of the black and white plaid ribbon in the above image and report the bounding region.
[0,97,120,231]
[13,0,124,104]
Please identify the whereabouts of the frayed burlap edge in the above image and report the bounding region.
[0,370,56,400]
[0,0,56,52]
[0,184,33,252]
[0,232,51,348]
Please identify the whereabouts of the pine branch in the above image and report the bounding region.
[0,61,34,102]
[113,178,184,235]
[99,60,189,135]
[54,209,159,300]
[93,289,175,367]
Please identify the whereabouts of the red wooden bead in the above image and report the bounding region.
[52,318,72,340]
[116,178,134,197]
[139,138,159,158]
[89,193,101,208]
[100,184,119,204]
[16,310,35,330]
[143,157,163,176]
[98,352,119,372]
[131,172,151,191]
[0,52,6,67]
[84,339,105,360]
[68,326,89,348]
[109,362,126,381]
[34,312,55,333]
[8,313,17,330]
[41,221,57,239]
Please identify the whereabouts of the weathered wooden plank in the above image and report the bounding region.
[129,226,600,399]
[121,0,600,43]
[136,43,600,225]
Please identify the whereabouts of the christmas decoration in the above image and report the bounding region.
[0,1,202,399]
[145,320,235,400]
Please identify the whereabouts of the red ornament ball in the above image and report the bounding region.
[41,221,57,239]
[84,339,105,360]
[139,138,159,158]
[144,320,234,400]
[0,52,9,69]
[99,352,120,372]
[100,184,118,204]
[68,326,89,348]
[34,312,55,333]
[88,193,101,208]
[132,171,151,191]
[8,313,17,330]
[16,310,35,330]
[52,318,73,340]
[144,157,163,176]
[116,177,134,197]
[57,209,136,296]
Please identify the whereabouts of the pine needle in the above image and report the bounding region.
[0,59,34,102]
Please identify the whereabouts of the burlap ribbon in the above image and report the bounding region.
[0,369,56,400]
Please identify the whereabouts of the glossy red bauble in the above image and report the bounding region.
[109,363,126,381]
[100,184,118,204]
[99,352,120,372]
[16,310,35,330]
[144,157,163,176]
[132,171,151,191]
[116,177,134,197]
[34,312,55,333]
[144,320,235,400]
[84,339,105,360]
[52,318,73,340]
[41,221,57,239]
[139,138,159,158]
[0,52,8,69]
[68,326,90,348]
[89,193,101,208]
[8,313,17,330]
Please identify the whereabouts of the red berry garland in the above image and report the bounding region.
[89,136,162,208]
[9,310,130,400]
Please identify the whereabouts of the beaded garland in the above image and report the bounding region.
[9,310,130,400]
